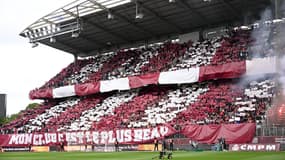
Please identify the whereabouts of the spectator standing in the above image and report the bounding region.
[91,141,95,151]
[115,139,119,152]
[162,139,167,151]
[60,142,65,152]
[29,143,32,152]
[154,137,159,151]
[169,139,174,151]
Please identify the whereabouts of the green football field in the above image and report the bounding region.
[0,151,284,160]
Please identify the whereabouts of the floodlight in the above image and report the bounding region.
[50,37,56,43]
[31,42,39,48]
[135,1,144,19]
[136,13,144,19]
[273,19,283,24]
[240,26,250,30]
[71,32,79,38]
[107,12,114,20]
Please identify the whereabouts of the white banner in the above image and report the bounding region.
[52,85,76,98]
[246,57,277,76]
[158,68,199,84]
[100,78,130,92]
[4,125,176,146]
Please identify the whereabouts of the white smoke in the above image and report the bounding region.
[273,1,285,98]
[280,56,285,95]
[249,8,272,58]
[234,1,285,125]
[247,1,285,97]
[237,7,275,88]
[281,56,285,71]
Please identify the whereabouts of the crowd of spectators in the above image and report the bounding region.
[31,28,278,93]
[1,102,56,134]
[41,58,95,89]
[18,78,275,133]
[60,91,138,132]
[1,28,278,134]
[1,79,275,134]
[171,78,275,128]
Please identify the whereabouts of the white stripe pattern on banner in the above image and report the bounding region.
[158,68,200,84]
[100,77,130,92]
[38,57,278,99]
[53,85,76,98]
[246,57,277,76]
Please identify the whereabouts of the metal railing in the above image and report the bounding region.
[256,126,285,136]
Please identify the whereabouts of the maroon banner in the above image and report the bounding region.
[181,123,256,144]
[229,143,280,151]
[0,125,176,147]
[75,82,100,96]
[128,72,159,89]
[29,61,249,99]
[0,134,11,146]
[0,133,65,147]
[29,88,53,100]
[199,61,246,82]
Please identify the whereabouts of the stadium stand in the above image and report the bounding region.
[1,102,56,134]
[40,58,95,89]
[31,28,276,94]
[1,27,278,134]
[61,90,138,132]
[2,0,285,155]
[1,74,275,135]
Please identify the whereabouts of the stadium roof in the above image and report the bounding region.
[20,0,271,57]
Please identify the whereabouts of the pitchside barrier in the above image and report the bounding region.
[0,123,256,147]
[0,138,212,152]
[229,143,280,151]
[1,123,284,152]
[257,136,285,151]
[1,139,283,152]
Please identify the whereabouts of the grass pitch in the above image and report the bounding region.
[0,151,284,160]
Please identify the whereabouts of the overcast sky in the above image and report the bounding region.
[0,0,75,115]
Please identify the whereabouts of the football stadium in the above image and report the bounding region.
[1,0,285,159]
